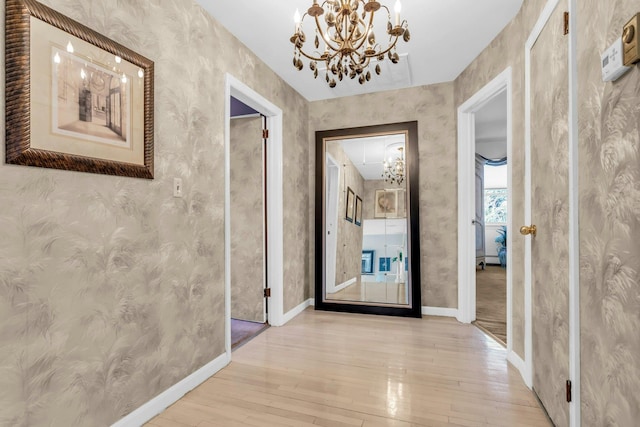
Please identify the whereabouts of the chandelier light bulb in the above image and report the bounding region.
[294,9,301,32]
[121,73,127,83]
[53,52,60,64]
[80,68,86,79]
[394,0,402,26]
[115,55,122,64]
[66,41,74,53]
[138,68,144,78]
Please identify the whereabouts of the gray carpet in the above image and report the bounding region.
[231,318,269,349]
[475,265,507,345]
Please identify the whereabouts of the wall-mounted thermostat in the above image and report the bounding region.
[601,37,631,82]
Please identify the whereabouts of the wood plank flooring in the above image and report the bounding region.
[146,309,550,427]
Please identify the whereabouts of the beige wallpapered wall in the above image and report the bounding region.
[325,141,365,287]
[230,116,265,323]
[0,0,309,425]
[577,0,640,424]
[310,83,458,308]
[454,0,547,359]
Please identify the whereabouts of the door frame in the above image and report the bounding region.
[324,152,340,294]
[524,0,580,425]
[224,74,284,361]
[457,67,514,355]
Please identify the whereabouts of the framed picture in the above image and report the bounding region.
[361,250,374,274]
[6,0,155,178]
[345,186,355,222]
[354,195,363,226]
[379,257,392,272]
[374,189,398,218]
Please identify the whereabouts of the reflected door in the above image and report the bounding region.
[530,3,570,426]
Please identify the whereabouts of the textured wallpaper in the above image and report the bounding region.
[325,141,364,288]
[310,83,458,308]
[230,117,265,322]
[0,0,309,425]
[530,3,570,425]
[577,0,640,425]
[454,0,547,359]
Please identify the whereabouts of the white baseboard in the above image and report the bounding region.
[507,350,528,387]
[422,306,459,318]
[282,298,314,325]
[328,277,356,294]
[111,352,230,427]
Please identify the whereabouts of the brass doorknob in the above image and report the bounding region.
[520,225,537,236]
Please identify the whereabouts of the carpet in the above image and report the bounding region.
[475,265,507,345]
[231,318,269,349]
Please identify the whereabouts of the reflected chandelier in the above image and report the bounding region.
[382,147,404,184]
[289,0,410,88]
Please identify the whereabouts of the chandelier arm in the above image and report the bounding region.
[296,48,332,62]
[315,15,341,52]
[352,11,375,52]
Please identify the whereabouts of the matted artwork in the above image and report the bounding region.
[374,189,398,218]
[5,0,155,178]
[345,187,355,222]
[355,195,363,226]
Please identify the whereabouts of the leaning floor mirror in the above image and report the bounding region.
[315,121,421,317]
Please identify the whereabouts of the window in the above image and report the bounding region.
[485,188,507,224]
[379,257,391,272]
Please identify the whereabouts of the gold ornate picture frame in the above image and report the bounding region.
[5,0,154,178]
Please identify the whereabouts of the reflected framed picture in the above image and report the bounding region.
[345,186,355,222]
[354,195,363,226]
[5,0,155,178]
[374,189,398,218]
[361,250,374,274]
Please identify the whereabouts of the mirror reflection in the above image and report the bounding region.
[324,133,410,306]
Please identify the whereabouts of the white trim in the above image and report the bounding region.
[456,69,513,353]
[225,74,285,344]
[328,277,357,294]
[507,350,527,379]
[110,352,230,427]
[524,0,562,390]
[282,298,315,324]
[567,0,580,424]
[422,306,459,318]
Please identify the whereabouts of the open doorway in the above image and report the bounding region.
[229,96,269,349]
[224,74,286,360]
[457,68,514,363]
[473,91,508,345]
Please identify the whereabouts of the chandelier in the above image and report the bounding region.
[290,0,410,88]
[382,147,404,184]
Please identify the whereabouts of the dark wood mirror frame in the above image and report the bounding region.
[314,121,421,318]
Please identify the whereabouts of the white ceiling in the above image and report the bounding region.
[336,134,405,180]
[475,91,507,159]
[198,1,524,101]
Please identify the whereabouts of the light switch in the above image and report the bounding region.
[173,178,183,198]
[622,13,640,66]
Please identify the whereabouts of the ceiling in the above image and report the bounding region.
[336,134,405,180]
[475,91,507,159]
[198,1,524,102]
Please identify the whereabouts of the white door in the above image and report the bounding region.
[325,154,340,293]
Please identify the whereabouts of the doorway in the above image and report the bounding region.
[457,67,515,363]
[473,92,508,346]
[229,97,269,349]
[224,75,284,359]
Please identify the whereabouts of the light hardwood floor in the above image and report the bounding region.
[146,309,550,427]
